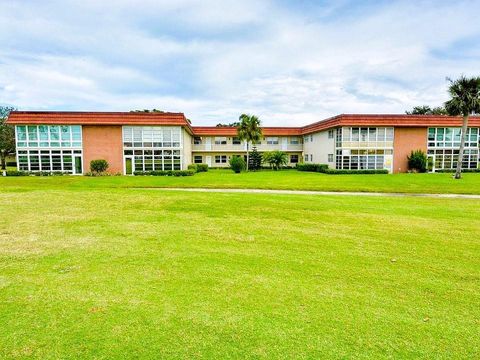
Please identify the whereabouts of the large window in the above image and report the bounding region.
[16,125,82,148]
[427,127,479,170]
[123,126,181,148]
[232,137,242,145]
[290,154,299,163]
[214,137,227,145]
[337,127,394,145]
[336,149,391,170]
[17,149,82,173]
[123,126,183,172]
[194,155,203,164]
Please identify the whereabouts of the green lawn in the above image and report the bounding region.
[0,180,479,358]
[1,169,480,194]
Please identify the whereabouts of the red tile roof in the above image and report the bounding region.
[7,111,194,133]
[301,114,480,134]
[7,112,480,137]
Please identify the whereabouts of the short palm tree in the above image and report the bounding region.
[444,76,480,179]
[237,114,262,171]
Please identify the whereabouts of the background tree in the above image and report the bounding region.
[405,105,447,115]
[216,122,240,127]
[0,106,16,170]
[248,146,262,170]
[444,76,480,179]
[237,114,262,171]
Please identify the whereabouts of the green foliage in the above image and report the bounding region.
[0,106,16,170]
[237,114,262,171]
[406,105,447,115]
[296,163,329,172]
[407,150,428,173]
[263,150,288,170]
[5,170,28,176]
[249,146,262,170]
[90,159,109,173]
[229,156,246,173]
[187,163,209,173]
[133,170,195,176]
[444,76,480,116]
[435,168,480,173]
[130,109,165,113]
[216,122,240,127]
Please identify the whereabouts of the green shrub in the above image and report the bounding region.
[296,163,329,172]
[229,156,246,173]
[187,164,198,172]
[5,170,28,176]
[263,150,288,170]
[407,150,427,173]
[133,170,195,176]
[196,163,209,172]
[323,169,389,175]
[90,159,109,173]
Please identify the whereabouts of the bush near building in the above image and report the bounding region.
[229,156,246,173]
[297,163,388,174]
[90,159,109,174]
[407,150,428,173]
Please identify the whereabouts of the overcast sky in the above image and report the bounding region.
[1,0,479,126]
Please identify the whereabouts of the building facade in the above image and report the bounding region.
[7,112,480,174]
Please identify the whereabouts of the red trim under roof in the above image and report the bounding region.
[6,111,480,136]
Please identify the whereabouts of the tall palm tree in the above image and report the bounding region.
[237,114,262,171]
[444,76,480,179]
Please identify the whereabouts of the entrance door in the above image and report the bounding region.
[74,156,82,174]
[124,157,133,175]
[205,156,212,167]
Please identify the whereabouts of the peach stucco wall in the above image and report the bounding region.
[393,127,427,173]
[82,125,123,174]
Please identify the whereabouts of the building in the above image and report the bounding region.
[6,111,480,174]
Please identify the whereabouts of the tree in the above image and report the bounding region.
[237,114,262,171]
[229,155,246,173]
[0,106,16,170]
[216,122,240,127]
[130,109,165,113]
[248,146,262,170]
[263,150,288,170]
[444,76,480,179]
[405,105,447,115]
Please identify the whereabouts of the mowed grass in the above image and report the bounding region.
[0,181,479,359]
[2,169,480,194]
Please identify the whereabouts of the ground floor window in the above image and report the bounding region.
[123,149,181,171]
[304,154,308,162]
[428,149,478,170]
[215,155,227,163]
[194,155,203,164]
[328,154,334,162]
[17,149,82,173]
[290,154,298,163]
[336,149,391,170]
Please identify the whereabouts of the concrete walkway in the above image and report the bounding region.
[137,187,480,199]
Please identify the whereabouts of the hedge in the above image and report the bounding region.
[323,169,389,175]
[4,170,29,176]
[133,170,195,176]
[4,171,70,176]
[296,163,329,172]
[187,163,209,173]
[435,168,480,173]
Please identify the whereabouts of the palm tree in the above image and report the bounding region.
[237,114,262,171]
[444,76,480,179]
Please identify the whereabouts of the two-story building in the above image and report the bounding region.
[6,111,480,174]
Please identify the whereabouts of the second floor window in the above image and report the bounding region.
[232,137,241,145]
[266,137,279,145]
[290,137,300,145]
[215,137,227,145]
[193,137,202,145]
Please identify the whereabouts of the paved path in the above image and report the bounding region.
[137,187,480,199]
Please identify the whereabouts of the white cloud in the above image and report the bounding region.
[1,0,480,126]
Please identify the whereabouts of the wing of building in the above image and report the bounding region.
[6,111,480,174]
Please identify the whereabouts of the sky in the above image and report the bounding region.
[1,0,479,126]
